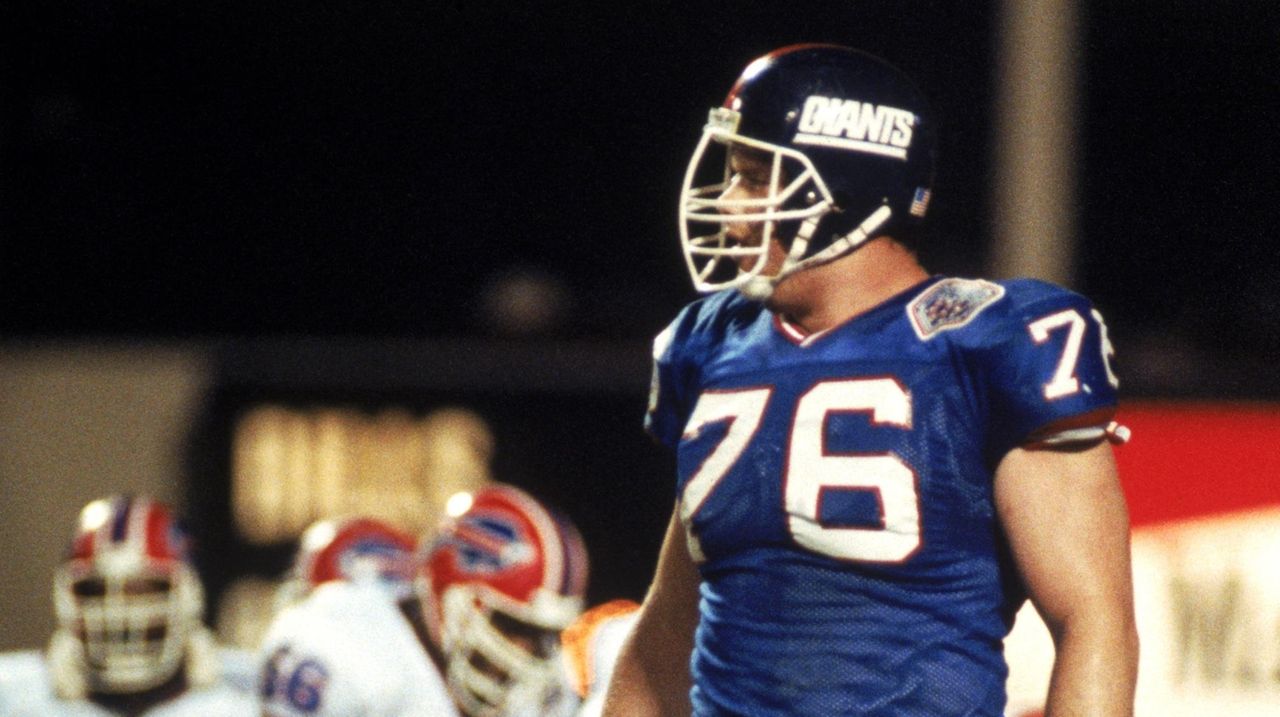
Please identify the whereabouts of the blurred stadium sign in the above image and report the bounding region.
[231,404,494,543]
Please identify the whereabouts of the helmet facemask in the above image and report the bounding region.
[680,107,838,298]
[419,484,588,717]
[436,585,573,717]
[52,560,202,695]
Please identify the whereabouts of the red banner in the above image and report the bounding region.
[1115,402,1280,527]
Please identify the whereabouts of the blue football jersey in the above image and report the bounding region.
[645,276,1120,716]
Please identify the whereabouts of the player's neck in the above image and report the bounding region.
[767,237,929,335]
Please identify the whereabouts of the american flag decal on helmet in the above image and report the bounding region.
[909,187,931,217]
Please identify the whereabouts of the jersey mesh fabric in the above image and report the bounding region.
[647,277,1117,716]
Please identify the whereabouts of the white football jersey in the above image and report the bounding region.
[0,648,258,717]
[258,580,460,717]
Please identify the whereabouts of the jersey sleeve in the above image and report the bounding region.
[644,311,697,449]
[976,281,1121,456]
[0,651,70,717]
[151,681,260,717]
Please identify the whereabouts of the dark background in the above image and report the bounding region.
[6,3,1278,365]
[4,2,1279,609]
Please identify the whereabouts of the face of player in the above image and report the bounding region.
[442,606,565,717]
[71,574,173,642]
[718,145,789,278]
[66,571,189,695]
[488,611,557,660]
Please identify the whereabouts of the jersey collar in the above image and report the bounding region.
[769,275,943,348]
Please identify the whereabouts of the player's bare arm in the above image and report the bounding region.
[600,508,699,717]
[996,441,1139,716]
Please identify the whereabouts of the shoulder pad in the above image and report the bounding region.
[907,278,1006,340]
[560,600,640,697]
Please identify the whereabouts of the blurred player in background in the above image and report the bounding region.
[273,515,418,610]
[0,495,257,716]
[258,483,588,717]
[604,44,1138,715]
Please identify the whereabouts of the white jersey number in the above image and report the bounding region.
[679,389,772,562]
[680,378,920,564]
[1028,308,1120,399]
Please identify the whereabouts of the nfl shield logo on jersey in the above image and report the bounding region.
[908,278,1005,339]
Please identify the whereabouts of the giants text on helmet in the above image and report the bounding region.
[794,95,916,159]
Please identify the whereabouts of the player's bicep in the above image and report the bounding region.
[994,442,1135,634]
[646,507,702,617]
[602,509,699,716]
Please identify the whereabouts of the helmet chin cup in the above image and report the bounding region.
[738,276,776,301]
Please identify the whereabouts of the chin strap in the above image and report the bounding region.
[738,205,893,302]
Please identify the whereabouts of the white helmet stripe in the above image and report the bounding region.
[501,486,564,595]
[124,496,150,555]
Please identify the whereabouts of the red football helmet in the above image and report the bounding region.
[50,495,205,695]
[419,484,589,717]
[278,516,418,606]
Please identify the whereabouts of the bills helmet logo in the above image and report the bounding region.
[336,536,416,582]
[423,484,588,611]
[295,516,416,589]
[446,514,537,574]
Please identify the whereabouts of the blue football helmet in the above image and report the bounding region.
[679,44,937,298]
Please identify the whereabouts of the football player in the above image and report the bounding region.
[603,44,1139,715]
[257,483,589,717]
[273,515,418,609]
[0,495,257,716]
